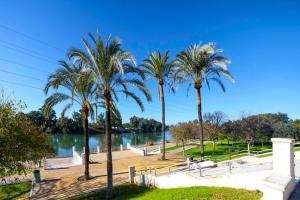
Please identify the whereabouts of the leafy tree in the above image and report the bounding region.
[129,116,140,129]
[43,60,96,180]
[73,111,83,129]
[0,97,52,177]
[56,116,78,134]
[68,32,151,199]
[111,109,122,128]
[258,112,289,123]
[203,111,226,154]
[128,116,162,132]
[175,43,234,160]
[141,50,174,160]
[96,113,105,128]
[170,123,196,156]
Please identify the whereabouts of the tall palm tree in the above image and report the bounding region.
[68,32,152,200]
[43,60,96,180]
[141,50,174,160]
[175,43,234,160]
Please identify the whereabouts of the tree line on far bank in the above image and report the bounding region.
[170,111,300,155]
[24,108,162,134]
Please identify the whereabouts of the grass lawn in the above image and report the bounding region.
[165,145,182,151]
[183,142,272,162]
[0,182,31,200]
[70,184,262,200]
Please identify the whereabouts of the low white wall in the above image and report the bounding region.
[127,143,146,156]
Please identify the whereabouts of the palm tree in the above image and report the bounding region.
[141,50,174,160]
[68,32,152,200]
[43,60,96,180]
[175,43,234,160]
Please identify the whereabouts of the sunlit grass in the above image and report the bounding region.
[0,182,31,199]
[70,184,262,200]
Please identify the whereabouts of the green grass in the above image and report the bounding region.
[183,142,272,162]
[70,184,262,200]
[165,145,183,151]
[0,182,31,200]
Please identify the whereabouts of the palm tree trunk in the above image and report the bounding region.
[105,96,113,200]
[196,86,204,160]
[159,83,166,160]
[82,105,90,180]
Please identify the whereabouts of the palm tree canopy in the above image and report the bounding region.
[43,60,96,118]
[175,43,234,92]
[141,50,175,95]
[68,32,152,111]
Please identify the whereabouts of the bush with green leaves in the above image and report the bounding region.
[0,96,53,177]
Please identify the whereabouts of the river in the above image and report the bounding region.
[50,131,172,157]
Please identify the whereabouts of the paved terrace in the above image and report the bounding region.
[30,150,185,199]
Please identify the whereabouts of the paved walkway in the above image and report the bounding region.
[30,151,185,199]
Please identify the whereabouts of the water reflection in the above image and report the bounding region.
[50,131,172,157]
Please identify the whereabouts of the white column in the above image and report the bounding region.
[271,138,295,179]
[120,144,123,151]
[97,145,100,153]
[263,138,296,200]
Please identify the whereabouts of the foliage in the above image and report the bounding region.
[184,142,271,161]
[141,50,175,159]
[68,31,151,198]
[174,43,234,93]
[204,111,226,142]
[128,116,162,132]
[0,182,31,199]
[26,108,57,133]
[221,112,300,144]
[0,97,53,177]
[174,42,234,159]
[70,184,262,200]
[170,123,196,155]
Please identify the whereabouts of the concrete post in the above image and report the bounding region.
[271,138,295,179]
[128,166,135,184]
[72,146,76,155]
[81,153,85,165]
[120,144,123,151]
[127,143,131,149]
[262,138,296,200]
[143,148,147,156]
[187,157,193,168]
[97,145,100,153]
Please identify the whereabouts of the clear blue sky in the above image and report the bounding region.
[0,0,299,124]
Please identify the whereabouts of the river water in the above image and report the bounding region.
[50,131,172,157]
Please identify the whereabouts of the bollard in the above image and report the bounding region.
[128,166,135,184]
[32,169,41,183]
[120,144,123,151]
[97,145,100,153]
[81,153,86,165]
